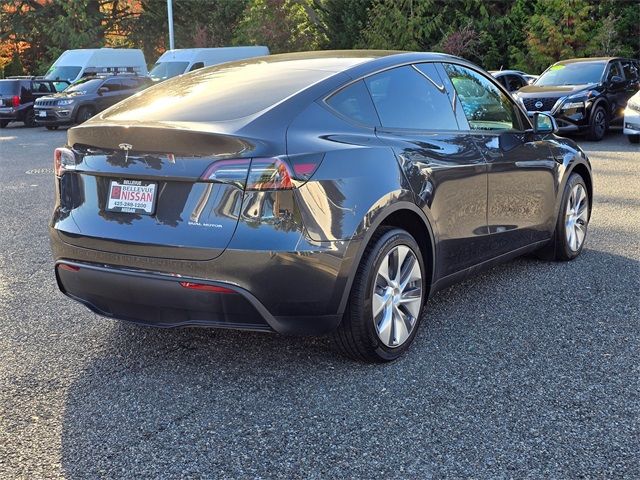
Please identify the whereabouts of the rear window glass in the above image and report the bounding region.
[326,80,379,126]
[0,81,19,95]
[104,61,337,123]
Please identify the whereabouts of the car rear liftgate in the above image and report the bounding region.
[54,125,269,261]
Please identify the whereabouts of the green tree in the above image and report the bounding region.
[234,0,326,53]
[313,0,373,49]
[3,51,24,77]
[524,0,594,73]
[357,0,441,51]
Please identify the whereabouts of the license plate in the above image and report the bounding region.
[106,180,157,215]
[38,110,46,117]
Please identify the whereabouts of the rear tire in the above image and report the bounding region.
[586,106,607,141]
[23,109,36,128]
[628,134,639,144]
[537,173,590,261]
[46,126,59,131]
[76,107,94,124]
[0,120,8,128]
[334,228,426,362]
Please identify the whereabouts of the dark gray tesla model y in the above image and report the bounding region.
[50,51,593,362]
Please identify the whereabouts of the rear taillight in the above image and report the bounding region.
[12,95,19,108]
[246,158,294,190]
[54,147,75,177]
[58,264,80,272]
[179,282,236,294]
[201,159,251,188]
[200,155,322,191]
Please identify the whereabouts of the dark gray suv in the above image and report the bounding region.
[34,74,151,129]
[50,51,593,362]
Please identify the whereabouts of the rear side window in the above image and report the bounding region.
[102,79,124,92]
[121,78,142,90]
[0,81,19,95]
[442,63,518,131]
[365,65,458,130]
[326,80,380,126]
[621,60,638,81]
[33,81,54,93]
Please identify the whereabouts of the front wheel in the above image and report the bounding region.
[538,173,590,261]
[76,107,94,124]
[586,106,607,141]
[334,228,426,362]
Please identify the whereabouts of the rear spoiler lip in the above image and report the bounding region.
[67,121,269,157]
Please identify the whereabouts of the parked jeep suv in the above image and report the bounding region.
[0,77,68,128]
[34,74,152,129]
[514,57,640,141]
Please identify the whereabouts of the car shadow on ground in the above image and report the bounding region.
[60,246,639,478]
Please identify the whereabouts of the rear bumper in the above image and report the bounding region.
[55,260,342,335]
[0,107,23,121]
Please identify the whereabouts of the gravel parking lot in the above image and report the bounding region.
[0,125,638,479]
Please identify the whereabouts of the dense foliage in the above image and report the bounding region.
[1,0,638,77]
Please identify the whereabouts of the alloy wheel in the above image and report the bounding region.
[372,245,423,348]
[565,183,588,252]
[594,110,606,138]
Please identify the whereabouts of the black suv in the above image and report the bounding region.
[34,74,152,129]
[514,57,640,141]
[0,77,68,128]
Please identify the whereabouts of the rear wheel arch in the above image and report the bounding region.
[568,162,593,218]
[337,202,436,316]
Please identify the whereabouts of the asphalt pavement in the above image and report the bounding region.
[0,124,638,479]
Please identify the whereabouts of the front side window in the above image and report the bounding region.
[364,65,458,130]
[507,75,526,92]
[326,80,380,126]
[607,61,623,81]
[443,63,518,131]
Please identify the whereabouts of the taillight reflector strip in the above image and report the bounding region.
[179,282,237,294]
[58,264,80,272]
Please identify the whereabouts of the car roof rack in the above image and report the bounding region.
[5,75,67,82]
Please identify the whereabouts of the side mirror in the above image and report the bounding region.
[533,112,558,134]
[97,86,109,95]
[610,75,624,86]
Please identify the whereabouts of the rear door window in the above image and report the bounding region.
[442,63,520,131]
[621,60,638,82]
[102,79,124,92]
[326,80,380,126]
[364,65,459,130]
[121,78,142,90]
